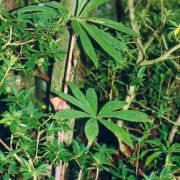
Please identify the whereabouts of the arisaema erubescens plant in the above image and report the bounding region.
[8,0,148,148]
[55,82,151,148]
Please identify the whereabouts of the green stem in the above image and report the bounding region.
[139,43,180,66]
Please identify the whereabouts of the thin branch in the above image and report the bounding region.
[34,130,41,161]
[77,168,83,180]
[139,43,180,66]
[123,85,136,110]
[128,0,144,63]
[144,29,160,51]
[109,71,116,100]
[0,138,23,166]
[2,26,13,48]
[169,115,180,144]
[95,167,100,180]
[9,38,36,46]
[162,116,180,126]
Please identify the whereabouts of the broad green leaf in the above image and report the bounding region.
[101,30,128,52]
[76,0,88,16]
[23,172,33,179]
[99,119,133,149]
[43,2,68,18]
[68,82,95,116]
[80,0,110,17]
[36,164,49,174]
[55,91,85,111]
[86,17,139,36]
[85,118,99,146]
[81,23,124,62]
[71,21,98,67]
[17,5,59,18]
[99,100,127,116]
[100,110,151,122]
[0,151,5,159]
[54,109,90,119]
[86,88,98,115]
[145,151,162,167]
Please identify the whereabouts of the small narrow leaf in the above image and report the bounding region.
[145,151,162,167]
[100,110,151,122]
[81,23,124,62]
[99,119,133,149]
[99,100,127,115]
[86,88,98,115]
[80,0,110,17]
[85,118,99,146]
[54,109,90,119]
[86,17,139,36]
[71,21,98,67]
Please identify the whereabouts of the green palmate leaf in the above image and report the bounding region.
[99,110,151,122]
[54,109,90,119]
[79,0,110,17]
[86,88,98,115]
[86,17,139,36]
[85,118,99,146]
[71,21,98,67]
[145,151,162,167]
[99,100,127,115]
[81,23,124,62]
[99,119,133,149]
[68,82,95,116]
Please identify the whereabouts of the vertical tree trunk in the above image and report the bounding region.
[4,0,16,11]
[50,0,76,93]
[50,1,77,179]
[50,0,77,143]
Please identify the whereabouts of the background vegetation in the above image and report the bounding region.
[0,0,179,179]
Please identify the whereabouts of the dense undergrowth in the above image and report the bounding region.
[0,0,179,179]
